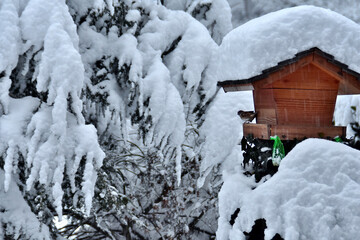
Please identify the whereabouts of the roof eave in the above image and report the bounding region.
[217,47,360,93]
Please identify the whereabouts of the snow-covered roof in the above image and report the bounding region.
[211,5,360,82]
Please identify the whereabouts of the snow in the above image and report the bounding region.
[2,1,360,238]
[220,139,360,240]
[0,97,40,191]
[0,0,106,220]
[187,0,232,44]
[210,6,360,239]
[21,0,105,217]
[138,33,187,183]
[334,95,360,138]
[126,9,141,22]
[138,6,218,109]
[0,169,51,239]
[228,0,360,28]
[210,6,360,83]
[20,0,79,53]
[197,90,253,187]
[164,0,232,44]
[0,0,20,73]
[0,0,20,116]
[25,103,105,217]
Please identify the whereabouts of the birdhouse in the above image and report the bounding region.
[218,48,360,140]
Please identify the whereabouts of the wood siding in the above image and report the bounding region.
[254,63,339,127]
[218,49,360,140]
[243,123,269,139]
[253,89,277,125]
[243,123,345,140]
[273,89,338,126]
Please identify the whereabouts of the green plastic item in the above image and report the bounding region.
[334,136,343,143]
[270,135,285,166]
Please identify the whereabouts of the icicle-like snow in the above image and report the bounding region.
[0,170,51,239]
[20,0,105,217]
[0,0,21,72]
[82,152,96,216]
[4,140,16,192]
[0,0,21,116]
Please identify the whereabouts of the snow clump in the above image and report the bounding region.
[209,5,360,83]
[219,139,360,240]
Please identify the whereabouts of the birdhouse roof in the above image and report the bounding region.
[210,5,360,93]
[218,47,360,94]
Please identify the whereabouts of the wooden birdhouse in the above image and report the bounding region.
[218,48,360,140]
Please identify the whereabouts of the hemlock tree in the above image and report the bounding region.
[0,0,232,239]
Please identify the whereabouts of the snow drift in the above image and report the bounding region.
[225,139,360,240]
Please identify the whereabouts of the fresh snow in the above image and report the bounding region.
[210,5,360,83]
[209,5,360,240]
[0,169,51,240]
[1,1,360,239]
[0,0,105,220]
[0,97,40,192]
[164,0,232,44]
[219,139,360,240]
[228,0,360,28]
[20,0,79,53]
[0,0,20,74]
[79,1,219,186]
[198,90,253,187]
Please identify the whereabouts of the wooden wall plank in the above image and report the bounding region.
[223,83,254,92]
[243,123,269,139]
[312,54,360,94]
[243,124,345,140]
[270,125,345,140]
[253,89,277,124]
[253,54,314,89]
[257,108,277,125]
[273,89,338,126]
[268,64,339,90]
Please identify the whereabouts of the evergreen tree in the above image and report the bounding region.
[0,0,232,239]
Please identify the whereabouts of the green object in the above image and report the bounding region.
[334,136,343,142]
[270,135,285,166]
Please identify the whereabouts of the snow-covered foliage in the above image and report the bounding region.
[45,0,222,238]
[228,0,360,27]
[3,0,360,239]
[197,90,253,187]
[71,0,217,187]
[165,0,232,44]
[0,169,51,239]
[0,0,226,236]
[0,0,104,235]
[219,139,360,240]
[211,5,360,82]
